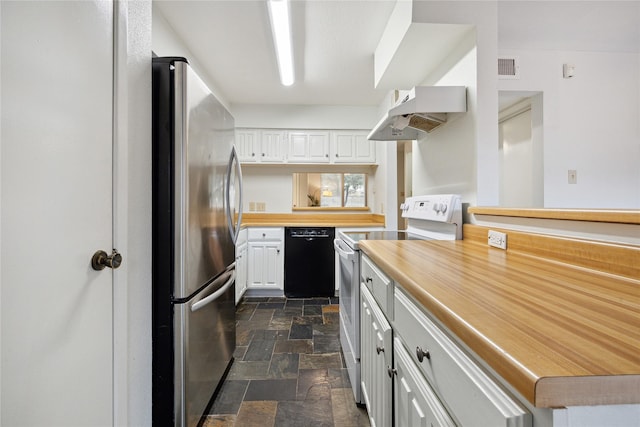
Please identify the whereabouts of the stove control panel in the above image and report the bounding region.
[400,194,462,223]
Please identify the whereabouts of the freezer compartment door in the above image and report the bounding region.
[174,269,236,427]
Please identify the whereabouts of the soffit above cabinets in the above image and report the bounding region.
[374,0,474,90]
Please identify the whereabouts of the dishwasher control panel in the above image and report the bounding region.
[288,228,332,238]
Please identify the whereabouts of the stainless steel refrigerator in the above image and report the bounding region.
[152,56,242,426]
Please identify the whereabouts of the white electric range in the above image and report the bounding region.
[334,194,463,404]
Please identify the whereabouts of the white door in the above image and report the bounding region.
[1,1,115,425]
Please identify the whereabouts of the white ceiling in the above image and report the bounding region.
[154,1,640,107]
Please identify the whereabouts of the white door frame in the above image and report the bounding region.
[113,1,129,424]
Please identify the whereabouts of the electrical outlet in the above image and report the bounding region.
[249,202,256,212]
[568,169,577,184]
[488,230,507,250]
[257,202,266,212]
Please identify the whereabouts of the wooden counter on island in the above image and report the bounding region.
[358,225,640,409]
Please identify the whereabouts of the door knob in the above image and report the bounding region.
[92,249,123,271]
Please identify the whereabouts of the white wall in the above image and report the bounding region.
[152,5,231,110]
[120,2,152,425]
[499,49,640,208]
[232,104,378,130]
[409,1,499,206]
[413,32,479,202]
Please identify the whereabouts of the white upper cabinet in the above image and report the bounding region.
[331,130,376,163]
[288,130,330,163]
[259,130,286,162]
[236,129,259,162]
[235,129,286,163]
[236,128,376,164]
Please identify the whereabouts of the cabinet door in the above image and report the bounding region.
[331,131,375,163]
[394,338,456,427]
[307,131,330,162]
[361,284,392,427]
[353,132,376,163]
[260,130,285,162]
[235,243,248,304]
[236,129,259,162]
[261,241,283,288]
[288,131,329,163]
[247,241,283,289]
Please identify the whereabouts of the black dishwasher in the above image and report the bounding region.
[284,227,335,298]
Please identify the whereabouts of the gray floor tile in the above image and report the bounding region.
[208,297,369,427]
[244,338,276,361]
[314,334,342,353]
[268,353,299,379]
[275,399,334,427]
[208,380,248,415]
[244,378,297,401]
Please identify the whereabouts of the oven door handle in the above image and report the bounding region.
[334,238,355,262]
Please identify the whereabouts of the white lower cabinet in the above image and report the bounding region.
[235,229,248,304]
[247,227,284,291]
[394,289,531,427]
[360,284,392,427]
[359,254,531,427]
[393,336,456,427]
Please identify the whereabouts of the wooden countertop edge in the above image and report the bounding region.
[364,248,541,404]
[240,212,385,227]
[359,240,640,408]
[536,375,640,407]
[469,207,640,224]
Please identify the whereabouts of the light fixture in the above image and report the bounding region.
[267,0,294,86]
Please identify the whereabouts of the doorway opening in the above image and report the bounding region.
[498,91,544,207]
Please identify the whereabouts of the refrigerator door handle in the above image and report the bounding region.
[191,269,236,312]
[226,145,243,244]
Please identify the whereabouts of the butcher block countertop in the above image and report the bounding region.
[240,213,385,228]
[359,233,640,408]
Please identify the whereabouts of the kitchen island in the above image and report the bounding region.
[359,224,639,425]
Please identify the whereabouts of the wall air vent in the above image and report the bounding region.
[498,57,519,79]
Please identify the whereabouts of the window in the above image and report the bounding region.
[293,173,367,209]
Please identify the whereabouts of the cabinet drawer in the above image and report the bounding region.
[361,255,393,319]
[248,227,283,241]
[394,288,531,427]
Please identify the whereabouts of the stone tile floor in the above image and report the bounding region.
[202,296,370,427]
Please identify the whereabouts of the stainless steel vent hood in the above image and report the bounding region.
[368,86,467,141]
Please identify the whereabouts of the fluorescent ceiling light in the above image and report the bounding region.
[267,0,294,86]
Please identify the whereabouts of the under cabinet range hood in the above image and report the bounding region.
[368,86,467,141]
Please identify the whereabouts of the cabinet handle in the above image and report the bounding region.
[277,249,280,254]
[416,346,431,363]
[387,366,397,378]
[376,346,384,354]
[252,152,255,157]
[335,153,339,157]
[365,277,373,283]
[325,153,329,158]
[262,153,265,157]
